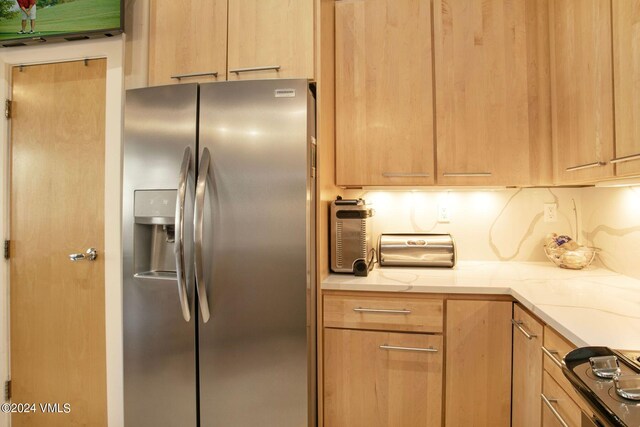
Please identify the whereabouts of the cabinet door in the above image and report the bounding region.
[445,300,512,427]
[550,0,614,183]
[433,0,552,186]
[612,0,640,176]
[148,0,227,86]
[324,329,442,427]
[335,0,435,186]
[512,304,544,427]
[227,0,314,80]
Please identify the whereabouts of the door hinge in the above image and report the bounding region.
[3,240,9,259]
[5,99,11,119]
[4,380,10,401]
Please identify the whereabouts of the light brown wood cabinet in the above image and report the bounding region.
[612,0,640,177]
[445,300,512,427]
[512,304,544,427]
[542,371,582,427]
[227,0,314,80]
[148,0,227,86]
[148,0,313,86]
[324,328,443,427]
[334,0,435,186]
[433,0,552,186]
[549,0,615,184]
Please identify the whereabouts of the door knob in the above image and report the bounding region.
[69,248,98,262]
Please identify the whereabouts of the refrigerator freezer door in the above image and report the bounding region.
[123,84,198,427]
[198,79,315,426]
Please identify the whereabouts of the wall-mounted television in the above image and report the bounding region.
[0,0,123,47]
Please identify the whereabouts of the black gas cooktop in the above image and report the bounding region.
[563,347,640,427]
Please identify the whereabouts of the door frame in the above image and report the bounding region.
[0,37,124,427]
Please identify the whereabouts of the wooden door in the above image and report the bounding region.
[512,304,544,427]
[324,328,443,427]
[9,60,107,427]
[433,0,552,186]
[227,0,314,80]
[148,0,227,85]
[612,0,640,176]
[445,300,512,427]
[550,0,614,184]
[335,0,435,186]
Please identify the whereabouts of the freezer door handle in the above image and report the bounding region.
[174,146,192,322]
[194,148,211,323]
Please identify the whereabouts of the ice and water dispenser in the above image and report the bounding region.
[133,190,179,280]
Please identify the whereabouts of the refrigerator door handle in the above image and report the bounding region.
[174,147,193,322]
[194,148,211,323]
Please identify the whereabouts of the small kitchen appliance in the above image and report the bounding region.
[378,233,456,268]
[330,197,374,276]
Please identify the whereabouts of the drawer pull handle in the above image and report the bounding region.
[380,345,438,353]
[382,172,430,177]
[610,153,640,164]
[511,319,538,340]
[565,161,607,172]
[442,172,492,177]
[171,71,219,80]
[542,346,563,368]
[353,307,411,314]
[230,65,281,74]
[541,394,569,427]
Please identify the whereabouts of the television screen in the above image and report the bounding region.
[0,0,122,46]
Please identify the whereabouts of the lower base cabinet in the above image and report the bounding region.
[445,300,513,427]
[323,329,443,427]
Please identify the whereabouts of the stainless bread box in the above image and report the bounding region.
[378,234,456,267]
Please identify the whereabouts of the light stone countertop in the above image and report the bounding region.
[322,262,640,350]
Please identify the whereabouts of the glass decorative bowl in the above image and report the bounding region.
[544,246,599,270]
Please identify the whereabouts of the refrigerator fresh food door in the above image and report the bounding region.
[197,79,316,426]
[123,84,198,427]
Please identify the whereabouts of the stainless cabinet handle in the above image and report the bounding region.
[380,345,438,353]
[353,307,411,314]
[511,319,538,340]
[382,172,429,177]
[69,248,97,261]
[171,71,219,80]
[229,65,281,74]
[174,147,192,322]
[442,172,492,177]
[565,161,607,172]
[542,346,563,368]
[610,153,640,164]
[194,147,212,323]
[541,394,569,427]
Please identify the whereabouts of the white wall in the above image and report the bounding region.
[0,36,125,427]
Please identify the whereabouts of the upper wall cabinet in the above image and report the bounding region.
[335,0,435,186]
[549,0,615,184]
[433,0,552,186]
[227,0,314,80]
[612,1,640,177]
[149,0,228,86]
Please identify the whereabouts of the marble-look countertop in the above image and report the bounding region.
[322,262,640,350]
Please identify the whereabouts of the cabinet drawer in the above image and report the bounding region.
[542,371,582,427]
[324,295,443,333]
[543,326,592,415]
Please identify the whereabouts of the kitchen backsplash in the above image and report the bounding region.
[344,188,581,262]
[581,187,640,280]
[341,187,640,279]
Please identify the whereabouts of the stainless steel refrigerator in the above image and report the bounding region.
[122,79,316,427]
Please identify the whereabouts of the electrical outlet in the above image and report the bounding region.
[544,203,557,223]
[438,205,451,223]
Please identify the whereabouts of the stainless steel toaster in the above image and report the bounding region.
[378,233,456,268]
[330,198,374,276]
